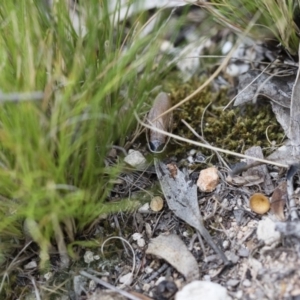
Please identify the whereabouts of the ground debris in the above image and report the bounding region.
[175,280,231,300]
[154,159,228,264]
[146,233,200,282]
[276,220,300,238]
[244,146,274,195]
[257,217,281,246]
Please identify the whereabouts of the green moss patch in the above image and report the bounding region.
[164,75,285,160]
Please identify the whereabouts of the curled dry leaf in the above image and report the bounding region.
[146,92,172,153]
[146,233,199,282]
[270,181,287,221]
[249,193,270,215]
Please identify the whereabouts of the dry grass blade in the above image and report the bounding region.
[79,271,141,300]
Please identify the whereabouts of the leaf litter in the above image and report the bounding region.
[78,55,300,299]
[154,159,229,265]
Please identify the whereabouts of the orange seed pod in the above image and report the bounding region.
[249,193,270,214]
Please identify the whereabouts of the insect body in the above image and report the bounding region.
[146,92,172,153]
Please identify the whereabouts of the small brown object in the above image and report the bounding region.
[249,193,270,214]
[150,196,164,212]
[147,92,172,152]
[270,181,287,221]
[167,163,178,179]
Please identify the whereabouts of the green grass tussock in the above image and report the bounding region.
[208,0,300,54]
[0,0,166,269]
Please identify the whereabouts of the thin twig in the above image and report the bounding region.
[0,241,33,293]
[31,277,41,300]
[223,64,270,110]
[144,263,169,283]
[101,236,136,274]
[0,91,44,102]
[181,119,230,170]
[134,111,288,169]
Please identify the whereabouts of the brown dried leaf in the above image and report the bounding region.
[154,160,228,264]
[146,233,199,282]
[270,181,287,221]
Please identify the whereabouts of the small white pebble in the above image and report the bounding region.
[222,240,230,250]
[145,266,153,274]
[175,280,231,300]
[238,63,250,74]
[203,275,211,281]
[242,279,251,287]
[44,272,52,281]
[257,218,281,246]
[236,290,243,299]
[155,276,166,285]
[160,40,174,53]
[137,238,146,248]
[84,250,94,264]
[124,150,147,169]
[187,155,194,163]
[132,233,143,241]
[189,149,197,156]
[24,261,37,269]
[110,222,115,228]
[93,255,100,260]
[119,272,133,285]
[226,279,239,287]
[226,64,239,77]
[182,231,191,238]
[138,203,150,212]
[143,283,151,292]
[222,41,233,54]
